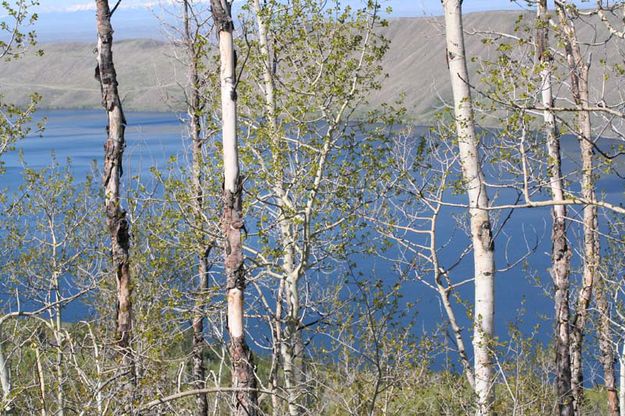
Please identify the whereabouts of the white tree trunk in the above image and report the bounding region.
[0,327,11,413]
[182,2,210,414]
[34,343,47,416]
[537,2,574,414]
[219,32,238,197]
[211,1,259,414]
[442,2,496,415]
[53,272,65,416]
[620,344,625,416]
[555,4,598,414]
[251,2,305,413]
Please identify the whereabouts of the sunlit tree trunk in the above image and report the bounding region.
[596,278,619,415]
[34,343,47,416]
[211,1,259,414]
[620,345,625,416]
[555,3,597,414]
[442,1,495,415]
[251,1,306,413]
[52,270,65,416]
[589,3,620,414]
[0,327,11,414]
[95,0,136,403]
[537,2,574,414]
[183,1,210,414]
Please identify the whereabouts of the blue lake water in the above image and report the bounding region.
[2,109,623,376]
[3,109,186,187]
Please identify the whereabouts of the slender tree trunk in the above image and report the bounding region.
[183,1,209,415]
[555,4,597,414]
[191,252,210,416]
[590,6,620,399]
[442,2,496,415]
[537,2,574,414]
[191,254,209,416]
[269,279,285,416]
[596,280,619,416]
[95,0,136,405]
[620,345,625,416]
[0,327,12,414]
[251,2,306,413]
[591,119,617,415]
[595,18,625,404]
[87,323,104,416]
[34,343,47,416]
[282,285,305,416]
[53,273,65,416]
[211,1,259,414]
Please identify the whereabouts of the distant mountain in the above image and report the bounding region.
[0,11,619,121]
[0,39,181,112]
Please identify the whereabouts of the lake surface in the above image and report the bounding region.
[3,109,186,188]
[2,109,623,377]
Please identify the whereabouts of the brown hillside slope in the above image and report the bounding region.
[0,11,621,120]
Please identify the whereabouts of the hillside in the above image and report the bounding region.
[0,11,619,120]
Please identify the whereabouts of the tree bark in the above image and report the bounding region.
[620,345,625,416]
[442,2,496,415]
[596,280,619,416]
[0,327,12,414]
[183,1,210,414]
[537,2,574,415]
[282,297,305,416]
[53,271,65,416]
[582,4,619,412]
[211,1,259,414]
[555,3,597,414]
[34,343,47,416]
[251,2,306,413]
[95,0,136,405]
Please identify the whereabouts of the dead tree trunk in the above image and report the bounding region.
[94,0,136,397]
[183,1,210,415]
[211,1,259,414]
[555,3,597,414]
[442,1,496,415]
[537,2,574,415]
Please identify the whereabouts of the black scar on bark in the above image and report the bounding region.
[478,220,494,251]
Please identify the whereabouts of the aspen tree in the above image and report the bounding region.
[555,3,598,413]
[210,0,259,414]
[182,1,211,414]
[94,0,136,405]
[537,2,574,414]
[593,3,621,413]
[442,1,496,414]
[248,1,292,413]
[242,1,388,413]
